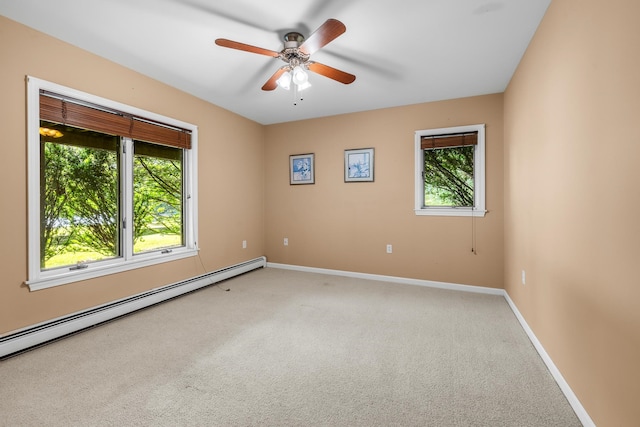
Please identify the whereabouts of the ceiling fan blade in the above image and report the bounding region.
[299,19,346,56]
[308,62,356,84]
[215,39,280,57]
[262,67,288,91]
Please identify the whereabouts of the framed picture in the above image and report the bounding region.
[290,153,315,185]
[344,148,374,182]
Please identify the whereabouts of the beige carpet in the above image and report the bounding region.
[0,267,581,426]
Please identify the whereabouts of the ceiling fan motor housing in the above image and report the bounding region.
[283,32,305,48]
[280,32,309,68]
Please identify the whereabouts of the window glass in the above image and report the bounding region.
[40,121,120,270]
[423,145,475,207]
[133,141,184,254]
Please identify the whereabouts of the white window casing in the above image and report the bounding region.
[26,76,199,290]
[414,124,486,217]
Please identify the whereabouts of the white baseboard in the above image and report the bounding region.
[267,262,595,427]
[503,293,595,427]
[267,262,505,295]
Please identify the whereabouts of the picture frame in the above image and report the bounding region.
[289,153,315,185]
[344,148,374,182]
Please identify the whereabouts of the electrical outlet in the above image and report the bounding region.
[242,240,247,249]
[521,270,526,285]
[386,244,393,254]
[284,237,288,246]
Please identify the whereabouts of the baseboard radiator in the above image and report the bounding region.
[0,256,267,359]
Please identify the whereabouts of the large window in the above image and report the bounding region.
[414,124,485,217]
[28,77,198,290]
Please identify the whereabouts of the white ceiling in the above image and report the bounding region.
[0,0,551,125]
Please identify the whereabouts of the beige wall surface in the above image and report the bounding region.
[504,0,640,424]
[0,16,265,335]
[264,95,504,289]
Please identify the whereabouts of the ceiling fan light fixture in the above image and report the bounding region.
[292,65,308,85]
[297,80,312,91]
[276,71,292,90]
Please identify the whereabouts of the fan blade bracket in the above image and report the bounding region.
[279,48,310,65]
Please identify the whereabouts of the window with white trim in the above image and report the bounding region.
[27,77,198,290]
[414,124,486,217]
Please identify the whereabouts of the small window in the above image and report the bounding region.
[27,77,199,290]
[414,124,486,217]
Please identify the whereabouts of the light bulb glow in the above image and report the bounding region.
[276,71,292,90]
[292,66,308,85]
[39,127,64,138]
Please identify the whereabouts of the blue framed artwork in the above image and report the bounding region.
[345,148,374,182]
[290,153,315,185]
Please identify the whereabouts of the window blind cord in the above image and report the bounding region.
[471,207,477,255]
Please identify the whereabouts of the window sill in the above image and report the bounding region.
[414,208,486,217]
[26,248,199,291]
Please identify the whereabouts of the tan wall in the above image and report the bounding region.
[9,2,634,423]
[264,95,504,288]
[0,16,265,335]
[504,0,640,424]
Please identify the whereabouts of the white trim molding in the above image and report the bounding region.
[26,76,199,290]
[503,293,596,427]
[267,262,503,295]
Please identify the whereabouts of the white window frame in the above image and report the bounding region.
[26,76,199,291]
[414,124,486,217]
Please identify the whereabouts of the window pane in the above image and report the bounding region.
[423,145,475,207]
[40,121,120,269]
[133,141,184,254]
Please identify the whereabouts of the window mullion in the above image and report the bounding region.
[184,147,194,249]
[122,137,134,261]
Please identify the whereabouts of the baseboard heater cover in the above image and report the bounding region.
[0,256,266,359]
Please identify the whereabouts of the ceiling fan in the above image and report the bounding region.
[215,19,356,92]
